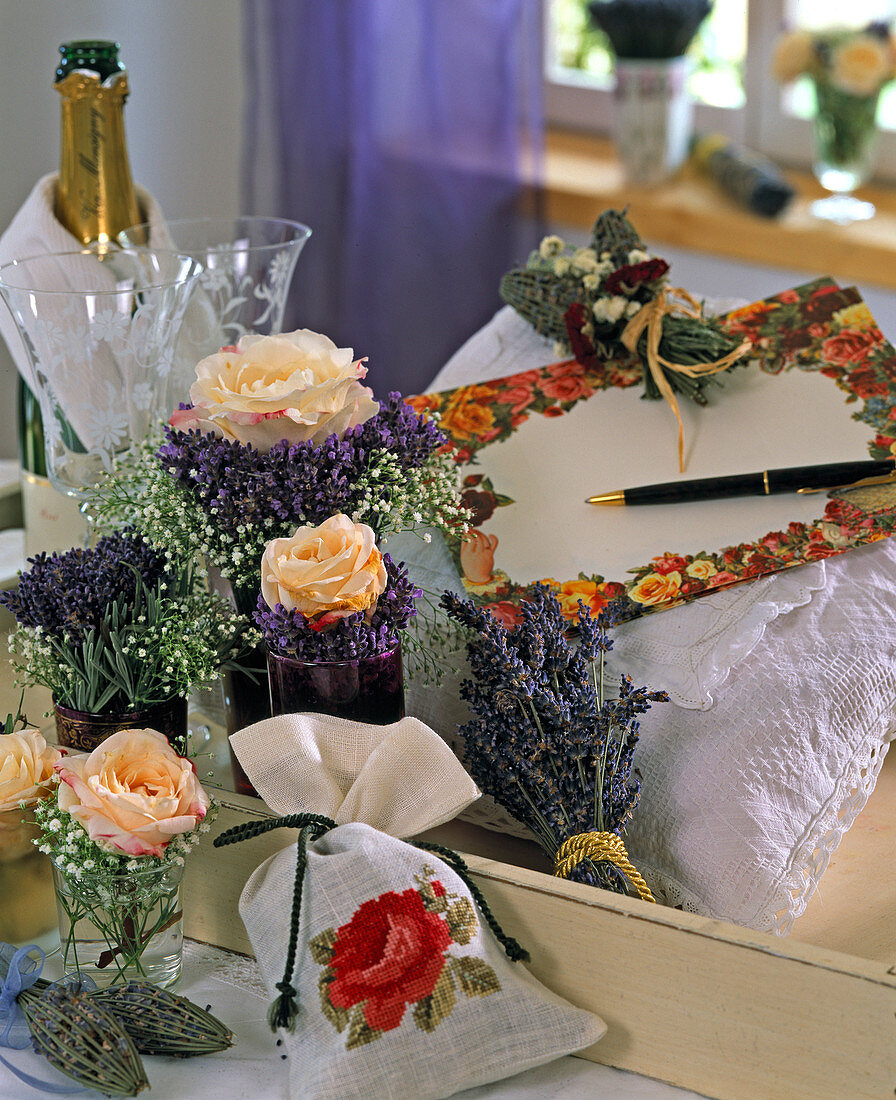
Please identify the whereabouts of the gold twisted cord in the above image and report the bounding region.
[554,831,655,903]
[620,287,752,473]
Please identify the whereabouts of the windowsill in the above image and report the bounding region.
[545,130,896,290]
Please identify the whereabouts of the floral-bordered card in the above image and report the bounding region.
[408,278,896,626]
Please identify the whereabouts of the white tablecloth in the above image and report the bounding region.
[0,941,701,1100]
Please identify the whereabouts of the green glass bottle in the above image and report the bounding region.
[18,40,145,552]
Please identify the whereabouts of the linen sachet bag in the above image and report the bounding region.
[219,713,606,1100]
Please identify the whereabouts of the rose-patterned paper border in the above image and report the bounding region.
[408,278,896,626]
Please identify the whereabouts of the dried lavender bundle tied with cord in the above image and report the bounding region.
[500,208,751,471]
[442,584,667,900]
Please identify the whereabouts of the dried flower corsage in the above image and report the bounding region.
[500,208,750,469]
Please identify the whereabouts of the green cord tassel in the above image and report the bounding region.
[268,980,299,1033]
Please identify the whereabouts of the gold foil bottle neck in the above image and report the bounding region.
[55,66,144,246]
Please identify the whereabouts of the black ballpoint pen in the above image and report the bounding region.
[586,457,896,506]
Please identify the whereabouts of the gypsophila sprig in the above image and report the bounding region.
[33,796,219,879]
[2,531,254,715]
[441,584,668,896]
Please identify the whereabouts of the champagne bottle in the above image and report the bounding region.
[18,40,145,553]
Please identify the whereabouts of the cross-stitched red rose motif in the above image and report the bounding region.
[311,865,501,1050]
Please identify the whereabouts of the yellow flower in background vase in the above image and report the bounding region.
[771,29,816,83]
[831,34,893,96]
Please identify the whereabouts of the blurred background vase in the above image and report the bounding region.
[588,0,711,186]
[810,80,880,224]
[613,56,693,185]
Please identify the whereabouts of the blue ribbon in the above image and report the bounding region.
[0,941,44,1049]
[0,940,88,1094]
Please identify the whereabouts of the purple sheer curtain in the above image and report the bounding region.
[241,0,544,398]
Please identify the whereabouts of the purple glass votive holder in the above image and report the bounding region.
[267,641,405,725]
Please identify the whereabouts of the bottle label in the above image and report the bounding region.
[21,472,87,556]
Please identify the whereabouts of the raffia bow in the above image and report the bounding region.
[554,831,655,903]
[621,288,751,472]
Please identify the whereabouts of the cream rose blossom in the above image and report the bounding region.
[0,729,62,861]
[169,329,379,451]
[261,513,388,626]
[55,728,210,858]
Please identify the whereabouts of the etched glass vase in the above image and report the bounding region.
[0,248,200,505]
[118,216,312,407]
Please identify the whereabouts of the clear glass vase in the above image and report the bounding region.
[810,80,880,224]
[52,858,184,988]
[267,642,405,725]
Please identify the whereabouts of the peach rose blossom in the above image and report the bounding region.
[169,329,379,451]
[0,729,62,861]
[261,514,388,626]
[55,729,210,858]
[629,570,682,606]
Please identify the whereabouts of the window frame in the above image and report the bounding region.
[544,0,896,182]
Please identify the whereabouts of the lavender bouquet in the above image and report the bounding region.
[442,584,667,898]
[0,530,249,715]
[92,330,468,620]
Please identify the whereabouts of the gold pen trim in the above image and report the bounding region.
[762,470,770,495]
[586,490,626,506]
